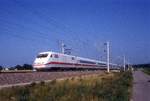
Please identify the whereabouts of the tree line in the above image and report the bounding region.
[0,64,33,71]
[133,64,150,68]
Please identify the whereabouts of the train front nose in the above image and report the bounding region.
[33,58,48,69]
[33,53,49,69]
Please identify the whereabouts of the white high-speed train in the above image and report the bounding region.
[33,51,118,70]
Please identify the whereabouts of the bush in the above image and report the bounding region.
[143,68,150,75]
[29,82,36,87]
[0,66,3,71]
[40,81,45,85]
[22,64,33,70]
[11,64,33,70]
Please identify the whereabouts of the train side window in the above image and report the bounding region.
[79,60,96,64]
[72,57,75,60]
[54,54,59,58]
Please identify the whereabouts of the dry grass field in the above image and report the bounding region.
[0,71,132,101]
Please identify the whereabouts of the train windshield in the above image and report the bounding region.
[37,54,48,58]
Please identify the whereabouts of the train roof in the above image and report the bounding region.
[38,51,76,57]
[38,51,106,63]
[37,51,120,66]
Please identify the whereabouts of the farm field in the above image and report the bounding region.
[0,71,132,101]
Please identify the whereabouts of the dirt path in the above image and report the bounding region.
[133,71,150,101]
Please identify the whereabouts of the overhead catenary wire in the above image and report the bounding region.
[0,20,53,41]
[0,9,59,41]
[0,24,55,46]
[1,28,52,47]
[11,0,91,49]
[1,0,104,60]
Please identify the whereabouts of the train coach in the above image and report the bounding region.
[33,51,118,71]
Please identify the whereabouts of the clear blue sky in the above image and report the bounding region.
[0,0,149,66]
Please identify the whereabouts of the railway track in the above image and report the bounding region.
[0,71,104,88]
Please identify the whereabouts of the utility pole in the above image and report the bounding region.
[60,42,71,55]
[106,41,110,73]
[61,42,65,54]
[123,55,126,71]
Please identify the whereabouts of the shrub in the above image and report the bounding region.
[0,66,3,71]
[29,82,36,87]
[40,81,45,86]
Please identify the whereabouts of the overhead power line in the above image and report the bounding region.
[0,0,101,59]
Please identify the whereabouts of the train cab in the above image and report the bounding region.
[33,51,77,70]
[33,52,51,69]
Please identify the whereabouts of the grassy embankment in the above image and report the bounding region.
[143,68,150,75]
[0,71,133,101]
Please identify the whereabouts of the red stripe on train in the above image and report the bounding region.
[46,61,97,67]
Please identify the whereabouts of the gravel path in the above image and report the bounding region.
[133,71,150,101]
[0,71,103,88]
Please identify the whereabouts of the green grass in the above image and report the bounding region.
[0,71,133,101]
[143,68,150,75]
